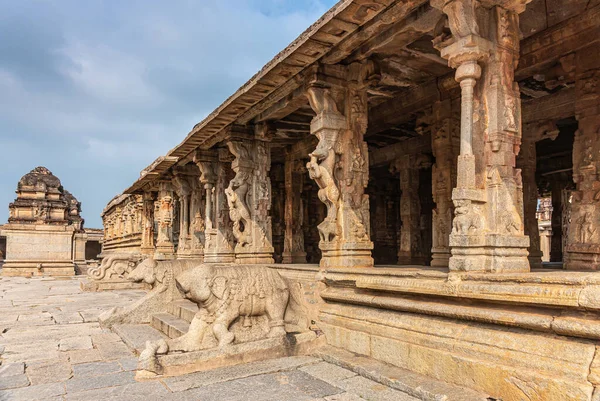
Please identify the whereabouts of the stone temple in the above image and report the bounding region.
[0,167,102,276]
[15,1,600,400]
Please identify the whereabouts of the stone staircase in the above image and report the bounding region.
[150,299,198,339]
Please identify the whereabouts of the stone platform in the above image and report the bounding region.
[0,276,488,401]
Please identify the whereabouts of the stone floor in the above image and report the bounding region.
[0,276,419,401]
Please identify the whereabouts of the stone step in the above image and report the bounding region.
[314,346,490,401]
[112,323,169,353]
[151,312,190,339]
[166,299,198,323]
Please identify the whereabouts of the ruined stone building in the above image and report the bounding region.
[0,167,103,276]
[97,1,600,399]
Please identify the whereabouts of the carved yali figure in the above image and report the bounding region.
[87,254,144,281]
[139,265,307,375]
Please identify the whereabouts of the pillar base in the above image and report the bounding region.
[528,250,543,269]
[204,251,235,264]
[397,254,428,266]
[154,244,175,261]
[234,248,275,264]
[282,252,307,264]
[449,234,530,273]
[564,245,600,270]
[319,242,374,269]
[140,247,155,256]
[430,249,451,268]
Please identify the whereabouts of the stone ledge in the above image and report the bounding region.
[321,287,600,341]
[137,331,326,379]
[315,345,489,401]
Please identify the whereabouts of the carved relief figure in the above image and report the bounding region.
[225,141,254,248]
[452,199,483,234]
[577,211,596,244]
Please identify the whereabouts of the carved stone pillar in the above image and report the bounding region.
[188,182,205,259]
[154,181,175,260]
[565,48,600,269]
[225,126,274,264]
[431,100,460,267]
[433,0,531,272]
[550,180,563,263]
[282,153,307,264]
[271,164,285,263]
[305,68,374,269]
[173,174,193,259]
[196,150,235,263]
[391,155,431,265]
[140,191,156,255]
[518,133,542,268]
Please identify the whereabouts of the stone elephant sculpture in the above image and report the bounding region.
[139,264,308,373]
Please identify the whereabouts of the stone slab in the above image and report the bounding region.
[163,355,320,392]
[65,370,135,393]
[0,381,65,400]
[72,361,122,377]
[141,331,324,379]
[27,360,73,385]
[0,362,25,377]
[58,336,93,351]
[315,345,490,401]
[112,323,168,352]
[95,341,134,360]
[0,373,30,390]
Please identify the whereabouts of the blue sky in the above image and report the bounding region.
[0,0,337,228]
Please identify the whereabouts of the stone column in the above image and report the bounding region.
[391,155,431,265]
[550,180,563,263]
[196,149,235,263]
[282,153,307,264]
[225,126,274,264]
[154,181,175,260]
[305,68,374,269]
[188,181,205,259]
[518,133,543,268]
[173,174,194,259]
[140,191,156,255]
[433,0,530,272]
[565,46,600,269]
[431,100,460,267]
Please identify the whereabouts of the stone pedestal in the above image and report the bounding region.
[2,225,76,276]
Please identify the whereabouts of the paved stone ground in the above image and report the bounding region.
[0,276,417,401]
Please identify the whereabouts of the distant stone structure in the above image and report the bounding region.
[0,167,102,276]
